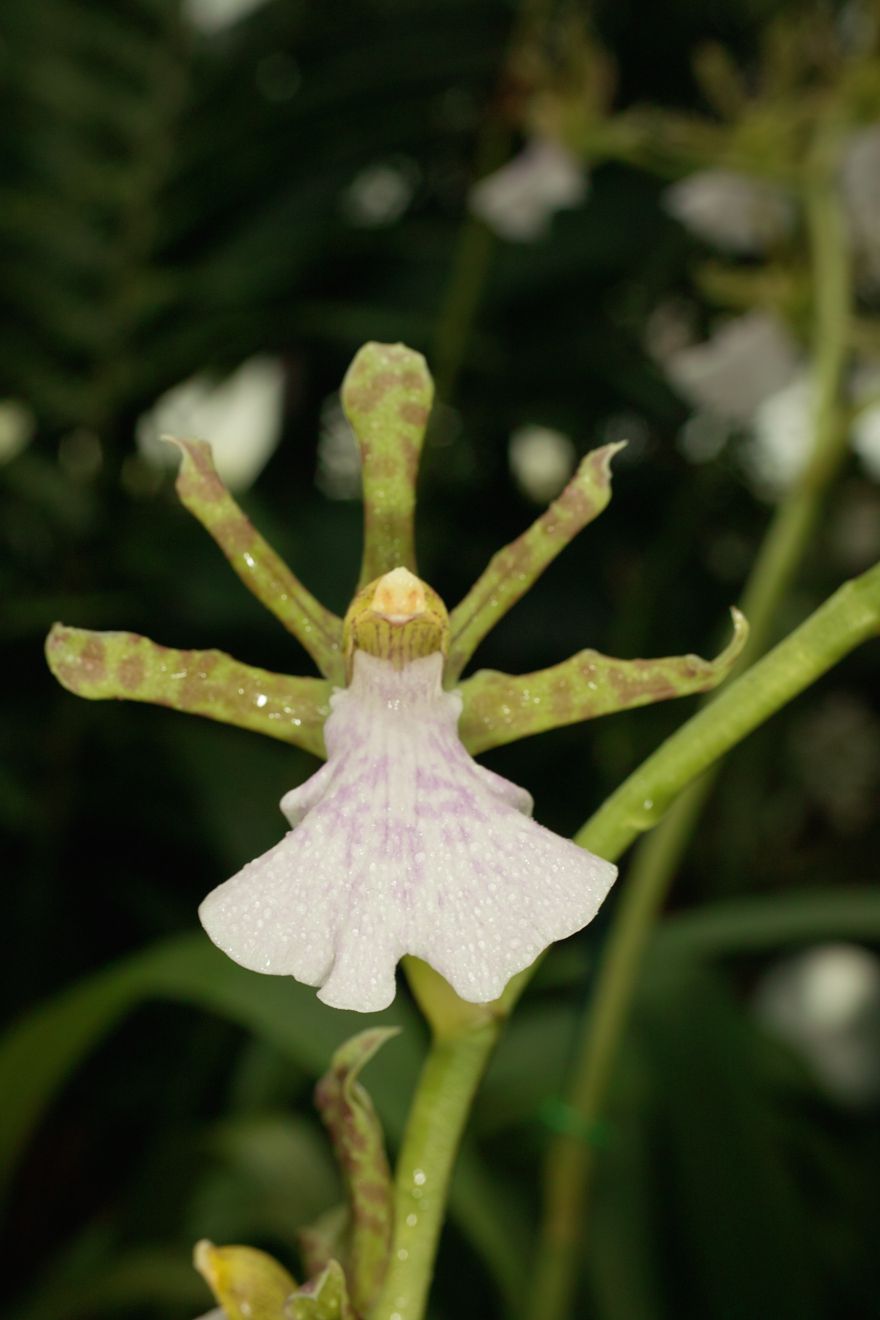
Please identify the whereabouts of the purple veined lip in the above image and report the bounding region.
[199,648,617,1013]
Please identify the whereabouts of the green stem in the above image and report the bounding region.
[524,558,880,1320]
[371,1021,501,1320]
[374,552,880,1320]
[525,159,852,1320]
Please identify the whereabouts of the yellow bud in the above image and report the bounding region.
[193,1240,296,1319]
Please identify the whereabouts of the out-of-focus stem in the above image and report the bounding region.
[431,0,557,402]
[525,152,851,1320]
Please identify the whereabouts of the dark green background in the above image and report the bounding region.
[2,2,878,1317]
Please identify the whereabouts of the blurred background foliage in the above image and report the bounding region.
[2,0,880,1317]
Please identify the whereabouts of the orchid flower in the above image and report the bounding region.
[46,342,746,1013]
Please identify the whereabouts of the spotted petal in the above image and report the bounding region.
[199,652,616,1013]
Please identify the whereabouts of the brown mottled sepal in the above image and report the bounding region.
[341,342,434,588]
[285,1260,356,1320]
[194,1240,296,1320]
[458,608,748,754]
[46,624,330,758]
[168,436,344,683]
[314,1028,398,1313]
[446,442,626,681]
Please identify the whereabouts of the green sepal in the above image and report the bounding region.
[458,609,748,754]
[314,1028,398,1313]
[285,1260,356,1320]
[297,1204,350,1282]
[446,442,625,682]
[46,624,330,758]
[341,342,434,588]
[169,436,345,683]
[194,1240,296,1320]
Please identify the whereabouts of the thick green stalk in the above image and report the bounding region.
[372,555,880,1320]
[371,1021,501,1320]
[525,161,852,1320]
[377,555,880,1320]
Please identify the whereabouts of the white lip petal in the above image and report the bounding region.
[199,652,617,1012]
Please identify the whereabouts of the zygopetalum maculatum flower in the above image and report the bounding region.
[47,342,745,1014]
[46,343,746,1320]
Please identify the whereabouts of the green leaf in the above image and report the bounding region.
[191,1115,342,1248]
[458,608,747,753]
[652,886,880,960]
[341,341,434,587]
[194,1240,296,1320]
[45,624,330,758]
[285,1260,355,1320]
[446,442,625,682]
[630,961,820,1319]
[0,934,423,1214]
[314,1029,397,1312]
[169,437,345,683]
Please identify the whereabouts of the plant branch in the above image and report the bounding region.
[525,156,853,1319]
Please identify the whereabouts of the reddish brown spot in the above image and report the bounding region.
[354,1210,386,1236]
[399,435,420,483]
[365,453,399,481]
[401,369,423,390]
[80,637,106,681]
[607,665,677,705]
[358,1179,391,1205]
[550,674,575,721]
[347,369,396,414]
[180,674,218,711]
[53,661,78,691]
[211,514,256,554]
[346,1124,369,1154]
[552,481,595,529]
[399,401,428,428]
[117,655,144,691]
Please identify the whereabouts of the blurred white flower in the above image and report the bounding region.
[852,408,880,480]
[343,160,417,227]
[755,943,880,1104]
[315,393,361,500]
[469,138,588,242]
[664,169,793,254]
[746,370,814,495]
[663,311,799,424]
[509,424,576,503]
[137,357,285,493]
[184,0,268,33]
[850,365,880,480]
[0,400,35,465]
[843,124,880,290]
